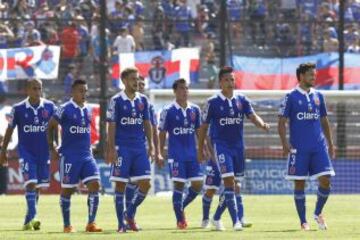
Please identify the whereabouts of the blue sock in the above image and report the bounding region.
[24,190,37,224]
[235,194,244,221]
[183,187,199,209]
[213,192,227,220]
[115,191,125,229]
[60,195,71,227]
[127,189,146,219]
[315,187,330,216]
[224,188,238,225]
[202,195,212,220]
[294,190,306,224]
[173,189,184,222]
[125,183,137,211]
[87,192,99,224]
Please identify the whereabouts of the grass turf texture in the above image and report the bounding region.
[0,195,359,240]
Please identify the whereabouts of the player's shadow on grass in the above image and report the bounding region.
[258,229,316,233]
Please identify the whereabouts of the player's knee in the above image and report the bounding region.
[173,181,185,191]
[115,182,126,192]
[138,180,151,193]
[87,180,100,192]
[294,180,306,190]
[61,188,75,197]
[205,189,216,198]
[223,177,235,189]
[318,176,331,188]
[26,183,36,191]
[191,181,203,192]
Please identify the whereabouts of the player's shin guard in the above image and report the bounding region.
[202,195,212,220]
[224,188,238,225]
[173,189,184,222]
[235,194,244,221]
[24,190,37,224]
[183,187,199,209]
[125,183,137,211]
[60,195,71,227]
[87,192,99,224]
[127,189,146,219]
[115,192,125,229]
[213,192,226,220]
[294,190,307,224]
[314,187,330,216]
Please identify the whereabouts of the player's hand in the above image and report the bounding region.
[148,143,155,163]
[0,150,8,167]
[197,148,205,163]
[155,153,164,168]
[328,143,335,159]
[106,146,118,164]
[50,148,59,162]
[282,143,291,157]
[262,122,270,132]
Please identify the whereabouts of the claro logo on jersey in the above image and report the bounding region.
[23,124,48,133]
[219,117,242,126]
[173,127,194,135]
[70,126,90,134]
[120,117,143,125]
[296,112,320,120]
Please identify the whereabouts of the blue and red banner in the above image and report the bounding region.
[0,46,60,81]
[232,52,360,90]
[111,48,200,89]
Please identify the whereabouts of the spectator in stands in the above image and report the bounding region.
[54,0,73,25]
[32,2,54,20]
[109,0,125,34]
[248,0,267,47]
[76,16,90,70]
[0,24,14,49]
[323,28,339,52]
[204,57,218,89]
[25,32,45,46]
[298,12,314,55]
[64,64,77,101]
[23,21,42,46]
[39,22,59,45]
[350,0,360,22]
[227,0,243,38]
[161,0,175,38]
[174,0,193,47]
[0,2,9,19]
[344,23,360,51]
[152,3,166,50]
[280,0,297,20]
[134,0,144,17]
[196,4,210,37]
[11,0,31,16]
[91,28,111,86]
[78,0,97,22]
[123,5,136,30]
[319,2,337,21]
[297,0,319,20]
[10,16,26,48]
[60,21,80,69]
[132,16,145,51]
[275,22,296,57]
[112,26,135,54]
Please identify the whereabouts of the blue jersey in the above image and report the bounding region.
[297,0,318,17]
[227,0,242,20]
[53,99,92,156]
[159,101,200,162]
[106,91,150,146]
[174,5,192,32]
[279,87,328,152]
[8,98,56,163]
[202,93,254,147]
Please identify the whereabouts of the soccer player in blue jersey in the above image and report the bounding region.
[278,63,335,231]
[124,76,163,226]
[197,66,270,231]
[106,67,157,233]
[158,78,203,229]
[0,78,56,231]
[47,79,102,233]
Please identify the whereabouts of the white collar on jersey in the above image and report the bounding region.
[25,97,45,110]
[70,98,87,110]
[173,101,191,117]
[218,92,236,101]
[296,86,315,95]
[120,91,141,102]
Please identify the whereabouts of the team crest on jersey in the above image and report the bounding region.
[42,110,49,118]
[314,96,320,106]
[138,102,144,111]
[172,169,179,177]
[63,175,70,183]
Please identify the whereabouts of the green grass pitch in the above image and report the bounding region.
[0,194,359,240]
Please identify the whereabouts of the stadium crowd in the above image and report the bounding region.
[1,0,360,94]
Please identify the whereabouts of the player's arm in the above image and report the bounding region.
[159,130,167,160]
[0,126,14,166]
[144,120,155,160]
[278,116,291,156]
[106,122,118,164]
[321,116,335,159]
[248,113,270,132]
[152,126,164,167]
[197,123,209,163]
[47,117,60,161]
